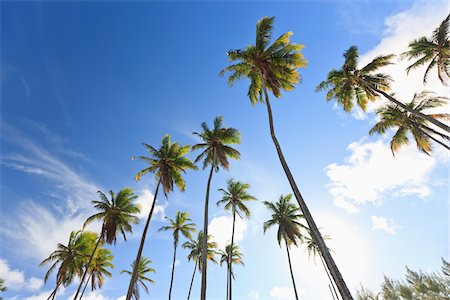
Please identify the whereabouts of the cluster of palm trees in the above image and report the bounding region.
[30,13,449,300]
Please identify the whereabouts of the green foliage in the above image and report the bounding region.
[0,278,5,300]
[402,14,450,84]
[158,211,196,247]
[133,134,197,196]
[263,194,308,247]
[357,259,450,299]
[219,244,244,280]
[121,257,156,300]
[182,231,218,272]
[316,46,394,112]
[84,188,140,244]
[192,116,241,171]
[217,179,256,219]
[220,16,307,104]
[86,248,114,291]
[369,91,449,155]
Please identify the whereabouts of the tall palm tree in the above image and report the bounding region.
[79,248,114,300]
[263,194,307,300]
[316,45,450,133]
[221,16,353,299]
[402,14,450,85]
[192,116,241,300]
[158,211,196,300]
[217,179,256,300]
[121,257,155,300]
[219,243,244,300]
[126,135,197,300]
[369,91,450,155]
[73,188,140,300]
[40,231,97,300]
[182,231,218,300]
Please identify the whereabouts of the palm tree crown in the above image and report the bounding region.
[192,116,241,171]
[85,248,114,292]
[220,16,307,104]
[316,46,394,112]
[263,194,307,246]
[369,91,450,155]
[402,14,450,84]
[133,134,197,195]
[217,179,256,219]
[182,231,218,272]
[159,211,196,247]
[121,257,156,300]
[83,188,140,244]
[219,244,244,280]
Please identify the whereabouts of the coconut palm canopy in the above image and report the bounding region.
[121,257,156,300]
[2,2,449,300]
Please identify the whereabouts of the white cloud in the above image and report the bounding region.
[23,286,65,300]
[326,138,436,213]
[135,189,165,220]
[27,277,44,291]
[208,215,248,250]
[270,286,296,300]
[371,216,396,235]
[116,296,126,300]
[0,259,25,290]
[70,291,110,300]
[248,289,260,299]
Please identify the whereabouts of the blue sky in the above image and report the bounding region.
[1,1,449,299]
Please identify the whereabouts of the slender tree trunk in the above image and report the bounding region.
[364,81,450,133]
[285,240,299,300]
[187,261,197,300]
[168,243,178,300]
[263,88,353,300]
[79,272,93,300]
[126,179,162,300]
[319,252,340,300]
[73,232,103,300]
[228,206,236,300]
[226,262,229,300]
[328,284,337,300]
[46,283,60,300]
[420,124,449,140]
[422,129,450,150]
[200,154,216,300]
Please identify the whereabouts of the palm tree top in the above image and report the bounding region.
[192,116,241,171]
[121,257,156,300]
[217,178,256,219]
[263,194,307,247]
[83,188,140,245]
[132,134,198,196]
[316,45,395,112]
[158,211,196,246]
[182,231,218,271]
[220,16,308,105]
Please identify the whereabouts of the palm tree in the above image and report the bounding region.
[182,231,218,300]
[263,194,307,300]
[219,243,244,300]
[73,188,140,300]
[158,211,196,300]
[316,45,450,133]
[0,278,6,300]
[40,231,97,300]
[221,16,353,299]
[79,248,114,300]
[121,257,156,300]
[192,116,241,300]
[402,14,450,85]
[369,91,450,155]
[126,135,197,300]
[217,179,256,300]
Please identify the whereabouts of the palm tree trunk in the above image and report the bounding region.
[126,179,162,300]
[73,232,103,300]
[284,240,299,300]
[79,272,93,300]
[168,243,178,300]
[363,81,450,133]
[420,124,449,140]
[263,87,353,300]
[228,207,236,300]
[421,128,450,150]
[200,152,216,300]
[46,284,60,300]
[226,263,229,300]
[328,284,337,300]
[319,252,340,300]
[187,261,197,300]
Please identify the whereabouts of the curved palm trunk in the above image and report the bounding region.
[200,156,216,300]
[328,284,337,300]
[228,206,236,300]
[73,232,103,300]
[319,253,340,300]
[47,283,60,300]
[420,124,449,140]
[226,262,229,300]
[126,179,162,300]
[284,240,299,300]
[422,129,450,150]
[187,261,197,300]
[263,88,353,300]
[364,82,450,133]
[79,272,93,300]
[168,243,178,300]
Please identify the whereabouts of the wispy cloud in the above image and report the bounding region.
[371,215,396,235]
[0,259,44,291]
[208,215,247,251]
